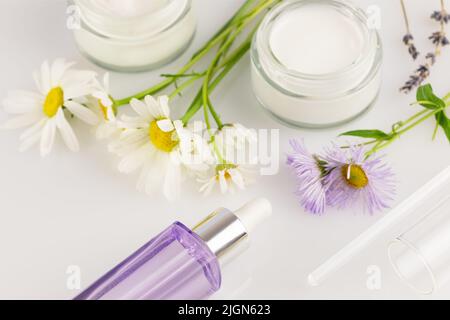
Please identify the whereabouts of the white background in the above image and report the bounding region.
[1,0,450,299]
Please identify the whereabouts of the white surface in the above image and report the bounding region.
[308,166,450,287]
[0,0,450,300]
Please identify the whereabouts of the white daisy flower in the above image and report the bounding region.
[198,163,253,196]
[197,123,257,196]
[109,95,209,201]
[1,59,99,156]
[90,73,120,140]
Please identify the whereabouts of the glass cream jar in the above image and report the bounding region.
[71,0,196,72]
[251,0,382,128]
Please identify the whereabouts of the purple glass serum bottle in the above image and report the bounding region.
[74,198,272,300]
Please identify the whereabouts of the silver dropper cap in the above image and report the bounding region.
[192,198,272,265]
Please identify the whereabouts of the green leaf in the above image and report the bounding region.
[340,130,390,140]
[416,84,446,110]
[435,111,450,143]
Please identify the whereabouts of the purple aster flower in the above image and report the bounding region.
[323,145,395,214]
[287,139,327,214]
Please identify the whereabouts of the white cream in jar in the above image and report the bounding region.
[71,0,196,72]
[251,0,382,128]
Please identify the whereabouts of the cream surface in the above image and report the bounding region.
[95,0,169,17]
[269,4,365,75]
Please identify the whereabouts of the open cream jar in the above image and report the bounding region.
[71,0,196,72]
[251,0,382,128]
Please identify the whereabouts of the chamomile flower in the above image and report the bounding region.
[198,163,252,195]
[323,144,395,214]
[1,59,98,156]
[90,73,120,140]
[197,123,256,195]
[109,95,208,200]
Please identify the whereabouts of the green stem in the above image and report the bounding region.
[189,0,257,60]
[180,39,251,124]
[367,107,446,155]
[395,109,443,136]
[114,0,266,107]
[400,108,429,127]
[443,92,450,102]
[168,73,205,99]
[432,121,440,140]
[201,0,276,127]
[206,96,224,128]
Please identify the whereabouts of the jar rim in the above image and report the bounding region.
[73,0,192,41]
[255,0,378,81]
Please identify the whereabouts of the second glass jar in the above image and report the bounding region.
[251,0,383,128]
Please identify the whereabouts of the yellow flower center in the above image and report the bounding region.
[149,120,178,152]
[43,87,64,118]
[341,164,368,189]
[99,100,109,121]
[215,163,237,180]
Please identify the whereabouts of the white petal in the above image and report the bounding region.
[20,118,46,141]
[65,101,99,125]
[51,59,75,86]
[218,171,228,194]
[40,120,56,157]
[229,169,245,190]
[163,156,181,201]
[143,95,161,118]
[130,98,152,119]
[173,120,184,133]
[144,152,166,195]
[157,95,170,118]
[117,115,149,129]
[108,130,148,156]
[156,119,174,132]
[118,145,151,174]
[64,84,95,100]
[3,91,43,114]
[60,70,96,88]
[40,60,52,94]
[56,109,79,152]
[1,112,42,129]
[93,92,113,108]
[96,123,117,140]
[106,106,116,120]
[136,163,151,193]
[33,70,44,94]
[199,177,216,196]
[19,131,41,152]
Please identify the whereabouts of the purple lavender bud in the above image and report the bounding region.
[431,11,442,22]
[426,52,437,65]
[403,33,414,45]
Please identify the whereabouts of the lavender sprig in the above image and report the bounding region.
[400,0,420,60]
[401,0,449,93]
